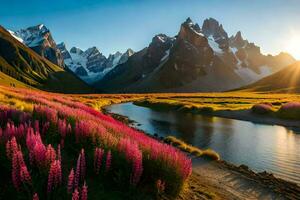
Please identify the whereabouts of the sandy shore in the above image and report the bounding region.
[103,106,300,200]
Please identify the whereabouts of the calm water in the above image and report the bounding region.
[106,102,300,185]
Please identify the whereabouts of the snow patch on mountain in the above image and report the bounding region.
[208,36,223,55]
[11,24,49,47]
[161,49,170,62]
[234,65,272,84]
[8,30,24,43]
[58,43,134,84]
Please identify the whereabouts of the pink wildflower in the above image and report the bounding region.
[57,144,61,162]
[94,148,104,174]
[45,144,57,167]
[47,160,62,193]
[32,193,39,200]
[67,168,75,193]
[12,150,26,189]
[6,137,18,160]
[20,164,32,184]
[81,182,88,200]
[105,150,112,173]
[74,149,86,188]
[72,188,80,200]
[156,179,165,193]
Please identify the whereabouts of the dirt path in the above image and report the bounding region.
[176,158,300,200]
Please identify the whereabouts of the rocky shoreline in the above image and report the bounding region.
[103,105,300,200]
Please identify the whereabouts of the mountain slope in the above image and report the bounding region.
[0,26,93,93]
[9,24,65,67]
[96,18,295,93]
[58,43,134,84]
[240,61,300,93]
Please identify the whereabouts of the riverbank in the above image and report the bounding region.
[134,100,300,129]
[103,105,300,200]
[215,109,300,128]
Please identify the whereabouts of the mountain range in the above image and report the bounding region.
[0,25,93,93]
[1,17,298,93]
[57,43,134,84]
[96,18,295,92]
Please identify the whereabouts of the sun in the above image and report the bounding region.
[285,34,300,60]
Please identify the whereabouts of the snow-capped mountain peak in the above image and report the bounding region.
[58,43,135,84]
[182,17,204,36]
[8,24,64,67]
[70,47,84,55]
[84,47,103,59]
[202,18,228,40]
[13,24,50,47]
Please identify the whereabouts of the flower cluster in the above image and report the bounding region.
[74,149,86,189]
[0,85,192,198]
[118,138,143,185]
[94,148,104,175]
[47,160,62,193]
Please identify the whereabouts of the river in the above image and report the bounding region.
[106,102,300,185]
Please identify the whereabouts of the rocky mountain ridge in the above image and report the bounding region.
[9,24,65,67]
[96,17,295,92]
[58,43,135,84]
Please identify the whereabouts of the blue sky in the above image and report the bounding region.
[1,0,300,58]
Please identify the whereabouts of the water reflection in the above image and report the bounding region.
[107,102,300,185]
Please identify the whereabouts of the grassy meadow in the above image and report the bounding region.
[0,86,193,200]
[133,92,300,120]
[2,84,300,200]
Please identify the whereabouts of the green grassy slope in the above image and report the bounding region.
[0,26,94,93]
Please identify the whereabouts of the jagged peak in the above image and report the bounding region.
[125,48,135,55]
[180,17,204,36]
[113,51,122,57]
[152,34,170,43]
[20,24,49,34]
[193,23,201,32]
[202,17,228,39]
[203,18,220,27]
[70,46,84,55]
[233,31,243,41]
[57,42,66,48]
[229,31,249,48]
[185,17,193,24]
[85,46,100,54]
[37,24,46,30]
[84,46,106,59]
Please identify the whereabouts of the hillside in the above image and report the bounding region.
[240,61,300,93]
[0,26,94,93]
[96,18,295,93]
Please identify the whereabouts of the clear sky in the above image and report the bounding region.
[1,0,300,59]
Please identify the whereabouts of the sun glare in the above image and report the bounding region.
[285,35,300,60]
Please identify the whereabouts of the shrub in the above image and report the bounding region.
[201,149,220,161]
[164,136,219,160]
[251,103,273,115]
[198,106,214,113]
[277,102,300,119]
